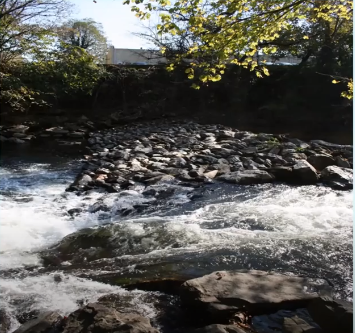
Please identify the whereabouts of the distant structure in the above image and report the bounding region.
[105,46,166,65]
[105,46,300,66]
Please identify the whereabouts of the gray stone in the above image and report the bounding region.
[180,271,331,320]
[268,166,294,182]
[307,154,335,171]
[218,170,274,185]
[307,297,353,333]
[7,137,26,144]
[335,156,351,168]
[283,316,322,333]
[7,125,29,133]
[13,311,62,333]
[189,324,248,333]
[292,160,319,184]
[204,170,218,179]
[144,174,175,185]
[62,303,158,333]
[320,165,352,190]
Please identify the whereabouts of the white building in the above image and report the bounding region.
[105,46,300,66]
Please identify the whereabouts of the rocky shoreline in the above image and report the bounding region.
[65,120,352,198]
[7,270,353,333]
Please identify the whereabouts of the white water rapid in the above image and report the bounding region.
[0,160,352,332]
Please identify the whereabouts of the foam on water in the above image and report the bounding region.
[0,162,353,331]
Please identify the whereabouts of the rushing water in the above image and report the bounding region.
[0,147,353,332]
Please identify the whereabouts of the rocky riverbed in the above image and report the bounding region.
[68,119,353,197]
[1,119,353,333]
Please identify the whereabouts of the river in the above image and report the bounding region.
[0,143,353,332]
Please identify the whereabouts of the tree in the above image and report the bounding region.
[0,0,72,64]
[121,0,353,97]
[57,18,107,62]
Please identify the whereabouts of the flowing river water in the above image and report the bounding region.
[0,143,353,332]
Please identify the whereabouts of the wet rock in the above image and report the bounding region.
[0,309,12,333]
[189,324,248,333]
[7,125,29,133]
[292,160,319,184]
[307,154,335,171]
[335,156,351,168]
[267,166,294,182]
[307,297,352,333]
[62,303,158,333]
[283,316,322,333]
[320,165,352,190]
[67,208,83,216]
[7,137,26,144]
[218,170,274,185]
[13,311,62,333]
[180,270,331,322]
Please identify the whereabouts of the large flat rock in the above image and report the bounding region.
[180,270,331,321]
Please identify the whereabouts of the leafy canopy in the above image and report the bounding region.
[122,0,352,97]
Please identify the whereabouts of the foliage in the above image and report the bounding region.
[0,44,106,112]
[0,0,72,64]
[122,0,353,98]
[57,18,107,62]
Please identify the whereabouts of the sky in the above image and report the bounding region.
[70,0,152,49]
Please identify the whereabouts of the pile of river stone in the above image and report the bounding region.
[67,120,353,194]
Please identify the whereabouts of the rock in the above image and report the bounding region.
[204,170,218,179]
[0,136,8,142]
[76,174,93,186]
[7,137,26,144]
[12,132,28,138]
[145,174,175,185]
[218,170,274,185]
[283,316,322,333]
[7,125,29,133]
[180,270,331,321]
[189,324,248,333]
[45,127,69,134]
[0,309,12,333]
[320,165,352,190]
[307,297,352,333]
[68,132,86,138]
[13,311,63,333]
[67,208,83,216]
[335,156,351,168]
[267,166,294,182]
[307,154,335,171]
[62,303,158,333]
[292,160,319,184]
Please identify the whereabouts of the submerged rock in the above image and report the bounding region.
[188,324,248,333]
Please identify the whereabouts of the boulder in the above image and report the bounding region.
[204,170,218,179]
[62,303,158,333]
[13,311,63,333]
[180,271,331,322]
[292,160,319,184]
[283,316,322,333]
[307,297,353,333]
[307,154,335,171]
[320,165,353,190]
[335,156,351,169]
[267,166,294,182]
[0,309,12,333]
[189,324,248,333]
[218,170,274,185]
